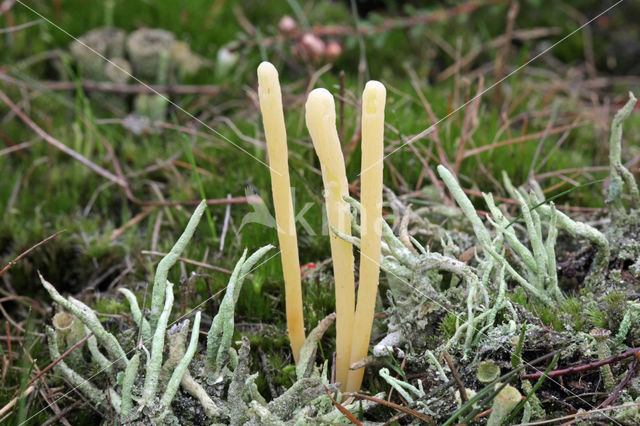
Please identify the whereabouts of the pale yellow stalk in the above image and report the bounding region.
[346,81,386,392]
[257,61,305,363]
[305,88,355,391]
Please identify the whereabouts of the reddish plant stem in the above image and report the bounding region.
[597,354,639,409]
[521,347,640,380]
[23,333,93,390]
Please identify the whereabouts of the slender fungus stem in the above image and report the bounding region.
[257,62,306,363]
[306,88,355,391]
[347,81,386,392]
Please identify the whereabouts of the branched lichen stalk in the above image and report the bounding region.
[513,190,547,291]
[537,203,609,273]
[206,245,273,372]
[483,193,536,272]
[437,166,492,248]
[143,281,174,404]
[150,200,206,332]
[181,372,222,418]
[266,377,330,420]
[296,312,336,380]
[46,326,121,414]
[608,92,639,208]
[228,336,252,425]
[160,311,201,411]
[543,204,562,300]
[40,273,128,368]
[86,331,113,377]
[379,367,424,404]
[121,351,140,416]
[119,288,152,346]
[437,166,554,305]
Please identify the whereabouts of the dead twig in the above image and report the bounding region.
[406,66,452,171]
[519,401,640,425]
[441,350,468,404]
[0,89,126,184]
[0,0,16,16]
[0,140,33,157]
[0,19,42,34]
[454,75,484,174]
[40,400,81,426]
[493,1,519,105]
[0,384,35,418]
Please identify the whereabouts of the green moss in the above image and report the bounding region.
[93,297,128,315]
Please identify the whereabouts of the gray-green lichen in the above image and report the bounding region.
[39,92,640,424]
[40,201,360,424]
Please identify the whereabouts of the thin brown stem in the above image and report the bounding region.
[351,392,434,424]
[23,333,93,390]
[441,350,468,403]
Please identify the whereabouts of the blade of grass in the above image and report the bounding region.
[442,349,561,426]
[501,352,561,425]
[511,325,527,369]
[15,310,36,425]
[182,134,217,240]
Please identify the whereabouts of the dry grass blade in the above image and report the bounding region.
[351,392,434,424]
[40,400,81,426]
[0,89,126,186]
[110,207,155,241]
[324,386,362,425]
[23,332,93,391]
[462,122,587,159]
[0,385,35,418]
[0,230,66,277]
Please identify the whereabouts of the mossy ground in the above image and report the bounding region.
[1,0,640,424]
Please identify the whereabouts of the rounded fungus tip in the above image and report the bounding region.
[306,89,335,121]
[257,61,278,86]
[257,61,277,75]
[363,81,386,115]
